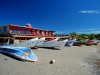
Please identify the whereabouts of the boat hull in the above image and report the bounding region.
[0,46,38,62]
[65,39,76,46]
[39,39,68,47]
[6,37,38,48]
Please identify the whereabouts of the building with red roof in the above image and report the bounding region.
[0,23,55,44]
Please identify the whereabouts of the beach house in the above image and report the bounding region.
[0,23,55,44]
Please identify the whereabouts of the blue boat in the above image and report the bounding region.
[65,39,77,46]
[0,46,38,62]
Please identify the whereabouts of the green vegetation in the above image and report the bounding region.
[70,32,78,39]
[70,32,100,40]
[95,34,100,40]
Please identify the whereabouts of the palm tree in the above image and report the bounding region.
[70,32,78,39]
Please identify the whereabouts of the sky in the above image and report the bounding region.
[0,0,100,34]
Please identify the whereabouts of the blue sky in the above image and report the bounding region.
[0,0,100,34]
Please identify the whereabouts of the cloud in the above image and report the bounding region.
[54,28,100,34]
[73,28,100,34]
[75,28,96,32]
[86,28,96,30]
[79,10,100,14]
[77,30,100,34]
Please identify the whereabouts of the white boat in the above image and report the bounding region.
[38,37,68,47]
[6,37,38,48]
[35,37,58,47]
[51,39,68,47]
[35,37,45,47]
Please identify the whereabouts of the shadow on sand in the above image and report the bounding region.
[65,45,72,47]
[31,47,39,49]
[0,52,26,62]
[39,47,61,50]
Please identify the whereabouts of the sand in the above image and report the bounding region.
[0,45,99,75]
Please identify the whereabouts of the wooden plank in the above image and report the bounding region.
[12,35,37,38]
[0,37,14,39]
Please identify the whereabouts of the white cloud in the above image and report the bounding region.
[75,28,96,32]
[77,30,100,34]
[54,28,100,34]
[86,28,96,30]
[72,28,100,34]
[79,10,100,14]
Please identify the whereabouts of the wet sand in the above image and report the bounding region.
[0,45,99,75]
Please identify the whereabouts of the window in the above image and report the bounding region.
[23,30,31,35]
[44,31,46,35]
[0,28,1,33]
[12,28,19,34]
[27,30,31,35]
[4,26,7,32]
[23,30,28,34]
[40,31,42,35]
[20,30,23,34]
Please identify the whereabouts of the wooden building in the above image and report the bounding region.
[0,23,55,44]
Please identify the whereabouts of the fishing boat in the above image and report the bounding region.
[35,37,45,47]
[0,37,39,61]
[38,37,68,47]
[53,38,68,47]
[0,46,38,62]
[65,39,76,46]
[36,37,59,47]
[73,39,89,45]
[85,39,99,45]
[5,37,38,48]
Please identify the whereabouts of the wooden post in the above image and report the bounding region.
[13,37,15,44]
[1,38,3,44]
[20,38,21,43]
[4,38,6,45]
[7,38,10,44]
[25,38,26,41]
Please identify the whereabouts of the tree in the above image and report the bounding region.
[89,34,95,40]
[78,34,89,40]
[70,32,78,39]
[95,34,100,40]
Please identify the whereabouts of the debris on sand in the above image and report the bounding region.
[49,59,55,64]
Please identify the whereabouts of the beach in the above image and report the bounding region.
[0,45,100,75]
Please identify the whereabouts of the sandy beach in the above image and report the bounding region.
[0,45,100,75]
